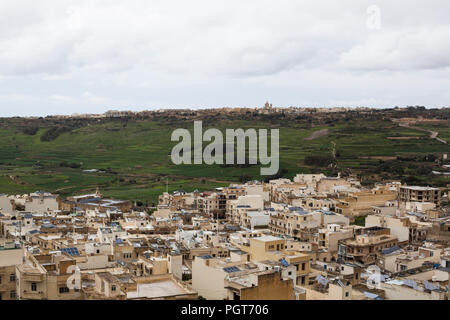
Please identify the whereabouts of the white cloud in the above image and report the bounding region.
[0,93,39,103]
[0,0,449,116]
[50,94,75,103]
[82,91,106,103]
[338,27,450,71]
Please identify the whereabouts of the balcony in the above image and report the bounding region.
[21,290,46,300]
[23,274,45,282]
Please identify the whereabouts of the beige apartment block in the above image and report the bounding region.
[0,241,23,300]
[16,252,82,300]
[318,224,355,253]
[336,189,397,217]
[192,255,298,300]
[399,186,441,205]
[316,177,351,193]
[366,214,431,244]
[0,194,15,214]
[305,279,354,300]
[25,192,60,214]
[225,270,295,300]
[245,236,287,261]
[192,255,237,300]
[338,227,399,266]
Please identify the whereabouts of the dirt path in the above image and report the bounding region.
[304,129,329,140]
[331,141,336,159]
[398,122,448,145]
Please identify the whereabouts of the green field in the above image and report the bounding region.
[0,113,449,205]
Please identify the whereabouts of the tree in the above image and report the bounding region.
[304,155,335,167]
[239,174,252,183]
[22,126,39,135]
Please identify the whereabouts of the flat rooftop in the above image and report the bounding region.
[253,235,282,242]
[126,280,191,299]
[401,186,439,191]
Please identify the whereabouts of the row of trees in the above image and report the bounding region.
[41,126,72,142]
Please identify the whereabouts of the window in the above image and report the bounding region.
[59,287,69,294]
[0,276,2,284]
[10,274,15,282]
[345,292,349,297]
[10,291,16,299]
[31,282,37,292]
[111,285,116,292]
[301,263,306,271]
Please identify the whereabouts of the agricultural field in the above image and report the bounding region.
[0,112,448,204]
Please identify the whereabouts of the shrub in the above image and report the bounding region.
[59,161,69,167]
[22,126,39,135]
[304,155,335,167]
[40,126,72,142]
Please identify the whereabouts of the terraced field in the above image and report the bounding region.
[0,115,448,204]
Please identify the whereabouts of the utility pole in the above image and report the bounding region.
[216,210,219,238]
[15,220,22,245]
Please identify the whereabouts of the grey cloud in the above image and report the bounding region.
[0,0,450,116]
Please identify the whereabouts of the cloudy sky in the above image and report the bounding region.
[1,0,449,117]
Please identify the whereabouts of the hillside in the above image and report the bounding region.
[0,107,449,204]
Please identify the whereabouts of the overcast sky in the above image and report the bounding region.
[1,1,449,117]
